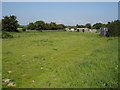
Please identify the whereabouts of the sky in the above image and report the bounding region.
[1,0,120,2]
[2,2,118,26]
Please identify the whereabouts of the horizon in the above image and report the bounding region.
[2,2,118,26]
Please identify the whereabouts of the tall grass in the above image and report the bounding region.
[2,31,118,88]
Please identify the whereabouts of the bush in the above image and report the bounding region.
[2,15,19,32]
[96,29,100,33]
[108,20,120,37]
[22,28,26,31]
[2,32,13,38]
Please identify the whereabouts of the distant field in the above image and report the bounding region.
[2,31,118,88]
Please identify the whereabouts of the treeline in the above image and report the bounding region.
[1,15,120,37]
[1,15,65,32]
[67,21,120,36]
[26,21,65,31]
[65,23,107,30]
[67,23,107,29]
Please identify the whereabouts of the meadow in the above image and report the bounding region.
[2,31,118,88]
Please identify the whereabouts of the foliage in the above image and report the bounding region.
[22,27,27,31]
[56,24,66,29]
[34,21,45,31]
[66,26,76,29]
[2,15,19,32]
[49,22,57,30]
[107,20,120,37]
[2,32,13,38]
[76,24,85,28]
[96,29,100,33]
[17,24,23,28]
[27,23,36,30]
[44,23,51,30]
[76,23,107,29]
[27,21,65,31]
[85,23,91,29]
[93,23,102,29]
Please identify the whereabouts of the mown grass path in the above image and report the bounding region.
[2,31,118,88]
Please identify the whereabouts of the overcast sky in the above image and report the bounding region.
[2,2,118,25]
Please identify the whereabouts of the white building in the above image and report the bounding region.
[77,28,97,33]
[70,28,75,31]
[65,28,75,31]
[77,28,89,32]
[65,28,70,31]
[89,29,97,33]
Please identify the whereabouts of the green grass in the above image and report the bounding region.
[2,31,118,88]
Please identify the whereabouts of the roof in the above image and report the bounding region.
[77,28,89,29]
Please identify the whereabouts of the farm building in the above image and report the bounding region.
[77,28,89,32]
[100,27,108,36]
[65,28,75,31]
[65,28,70,31]
[89,29,97,33]
[71,28,75,31]
[77,28,97,33]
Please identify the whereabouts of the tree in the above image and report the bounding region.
[2,15,19,32]
[34,20,45,31]
[27,22,36,30]
[26,21,65,31]
[44,23,51,30]
[85,23,91,29]
[50,22,57,30]
[2,32,13,38]
[92,23,103,29]
[17,24,23,28]
[76,24,79,28]
[107,20,120,36]
[76,24,85,28]
[56,24,65,29]
[22,27,27,31]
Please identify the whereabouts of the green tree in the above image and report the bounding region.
[27,22,36,30]
[2,15,19,32]
[22,26,27,31]
[44,23,51,30]
[34,20,45,31]
[85,23,91,29]
[107,20,120,36]
[92,23,103,29]
[102,24,107,27]
[76,24,85,28]
[56,24,65,29]
[76,24,79,28]
[50,22,57,30]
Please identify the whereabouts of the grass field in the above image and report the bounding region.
[2,31,118,88]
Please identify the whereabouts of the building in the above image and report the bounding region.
[77,28,89,32]
[65,28,70,31]
[70,28,75,31]
[89,29,97,33]
[65,28,75,31]
[100,27,108,36]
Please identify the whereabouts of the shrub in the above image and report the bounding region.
[2,15,19,32]
[96,29,100,33]
[107,20,120,37]
[22,28,26,31]
[2,32,13,38]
